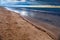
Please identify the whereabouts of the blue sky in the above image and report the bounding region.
[0,0,26,5]
[0,0,60,7]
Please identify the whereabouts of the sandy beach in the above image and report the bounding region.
[0,7,53,40]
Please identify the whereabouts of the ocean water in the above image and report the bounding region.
[26,8,60,16]
[9,7,60,16]
[2,0,60,27]
[5,7,60,27]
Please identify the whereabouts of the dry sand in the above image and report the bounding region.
[0,7,53,40]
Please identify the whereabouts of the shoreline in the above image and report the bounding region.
[0,7,54,40]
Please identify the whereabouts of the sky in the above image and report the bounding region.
[0,0,60,7]
[1,0,26,2]
[0,0,26,5]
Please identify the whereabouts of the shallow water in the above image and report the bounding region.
[5,7,60,27]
